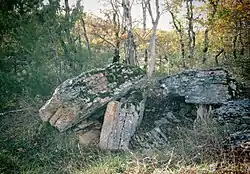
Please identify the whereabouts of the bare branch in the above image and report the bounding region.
[146,0,154,24]
[93,33,115,47]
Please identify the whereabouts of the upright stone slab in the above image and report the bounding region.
[100,90,145,150]
[99,101,121,149]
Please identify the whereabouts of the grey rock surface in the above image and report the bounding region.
[39,63,145,132]
[212,99,250,130]
[223,130,250,155]
[131,95,197,149]
[100,89,145,150]
[39,65,248,151]
[131,68,245,149]
[159,68,240,104]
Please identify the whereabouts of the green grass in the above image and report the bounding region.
[0,105,247,174]
[0,107,130,174]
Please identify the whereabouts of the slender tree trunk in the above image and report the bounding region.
[122,0,137,65]
[146,0,160,78]
[233,31,238,59]
[186,0,195,60]
[57,30,72,68]
[64,0,72,45]
[190,0,195,59]
[112,26,120,63]
[142,0,148,68]
[215,48,224,66]
[180,33,186,68]
[113,37,120,63]
[202,29,209,64]
[202,0,219,64]
[167,6,186,68]
[65,0,70,18]
[80,17,91,59]
[110,4,121,63]
[148,28,157,77]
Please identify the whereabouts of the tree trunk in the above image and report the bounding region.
[202,0,219,64]
[113,45,120,63]
[64,0,72,46]
[148,26,157,77]
[111,7,121,63]
[113,29,120,63]
[146,0,160,78]
[215,48,224,66]
[122,0,137,65]
[80,17,91,59]
[202,29,209,64]
[142,0,148,68]
[167,7,186,68]
[186,0,195,60]
[57,29,73,68]
[180,33,186,68]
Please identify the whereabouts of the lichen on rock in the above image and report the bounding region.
[39,63,145,132]
[159,68,240,104]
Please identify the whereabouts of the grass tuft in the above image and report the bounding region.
[0,102,247,174]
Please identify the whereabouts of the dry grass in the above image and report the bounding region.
[0,102,248,174]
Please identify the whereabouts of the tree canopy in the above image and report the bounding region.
[0,0,249,110]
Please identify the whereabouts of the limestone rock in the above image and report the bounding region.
[73,120,101,132]
[223,130,250,161]
[78,129,101,146]
[100,89,145,150]
[224,130,250,149]
[131,95,196,149]
[99,101,120,149]
[212,99,250,131]
[131,68,242,150]
[39,63,145,132]
[159,68,240,104]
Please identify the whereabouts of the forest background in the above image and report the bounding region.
[0,0,249,110]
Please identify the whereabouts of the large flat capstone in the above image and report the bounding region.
[159,68,239,104]
[39,63,145,132]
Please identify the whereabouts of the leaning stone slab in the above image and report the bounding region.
[39,64,145,132]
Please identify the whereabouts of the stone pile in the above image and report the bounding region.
[39,65,249,151]
[212,99,250,130]
[212,99,250,151]
[224,130,250,149]
[223,130,250,162]
[131,95,197,149]
[131,68,242,149]
[39,63,145,148]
